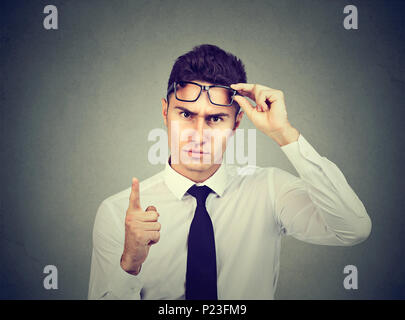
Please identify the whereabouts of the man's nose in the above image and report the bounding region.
[192,116,209,144]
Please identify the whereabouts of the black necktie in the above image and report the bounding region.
[185,185,218,300]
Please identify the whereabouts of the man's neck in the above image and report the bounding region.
[169,158,221,183]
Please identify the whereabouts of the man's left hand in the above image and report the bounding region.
[230,83,300,146]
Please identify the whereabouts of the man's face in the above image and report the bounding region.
[161,80,243,175]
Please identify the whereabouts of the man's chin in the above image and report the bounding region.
[181,160,217,172]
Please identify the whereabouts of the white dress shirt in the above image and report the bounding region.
[88,134,371,300]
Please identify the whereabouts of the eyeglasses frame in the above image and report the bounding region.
[166,80,240,107]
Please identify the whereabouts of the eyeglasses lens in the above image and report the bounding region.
[175,82,234,106]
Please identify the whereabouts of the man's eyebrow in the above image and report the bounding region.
[174,106,230,117]
[208,113,230,118]
[174,106,198,116]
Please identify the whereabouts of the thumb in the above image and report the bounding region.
[145,206,159,217]
[234,95,255,119]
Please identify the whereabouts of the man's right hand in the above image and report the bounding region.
[120,177,161,275]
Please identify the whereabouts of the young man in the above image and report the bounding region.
[88,44,372,300]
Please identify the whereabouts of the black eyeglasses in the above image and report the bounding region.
[166,80,240,107]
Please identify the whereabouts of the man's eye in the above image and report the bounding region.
[180,111,191,118]
[210,116,223,123]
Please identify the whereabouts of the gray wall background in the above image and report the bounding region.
[1,0,404,299]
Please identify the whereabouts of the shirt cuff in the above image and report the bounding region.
[280,134,324,174]
[108,263,143,299]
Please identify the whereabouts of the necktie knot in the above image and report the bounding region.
[187,185,213,206]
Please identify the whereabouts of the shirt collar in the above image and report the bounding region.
[164,156,228,200]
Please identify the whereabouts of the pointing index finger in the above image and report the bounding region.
[129,177,141,210]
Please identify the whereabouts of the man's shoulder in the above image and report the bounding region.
[225,163,276,182]
[224,164,291,200]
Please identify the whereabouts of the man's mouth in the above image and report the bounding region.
[184,149,210,157]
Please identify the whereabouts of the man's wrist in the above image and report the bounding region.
[268,124,300,147]
[120,254,142,275]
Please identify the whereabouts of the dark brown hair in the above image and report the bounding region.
[167,44,247,116]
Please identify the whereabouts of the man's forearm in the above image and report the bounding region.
[268,124,300,147]
[120,253,142,275]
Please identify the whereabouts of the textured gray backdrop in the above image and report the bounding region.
[1,0,404,299]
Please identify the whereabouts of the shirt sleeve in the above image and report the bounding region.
[269,134,372,246]
[88,201,143,299]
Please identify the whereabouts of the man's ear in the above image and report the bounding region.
[232,111,244,131]
[161,98,168,127]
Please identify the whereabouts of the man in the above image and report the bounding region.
[88,44,371,300]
